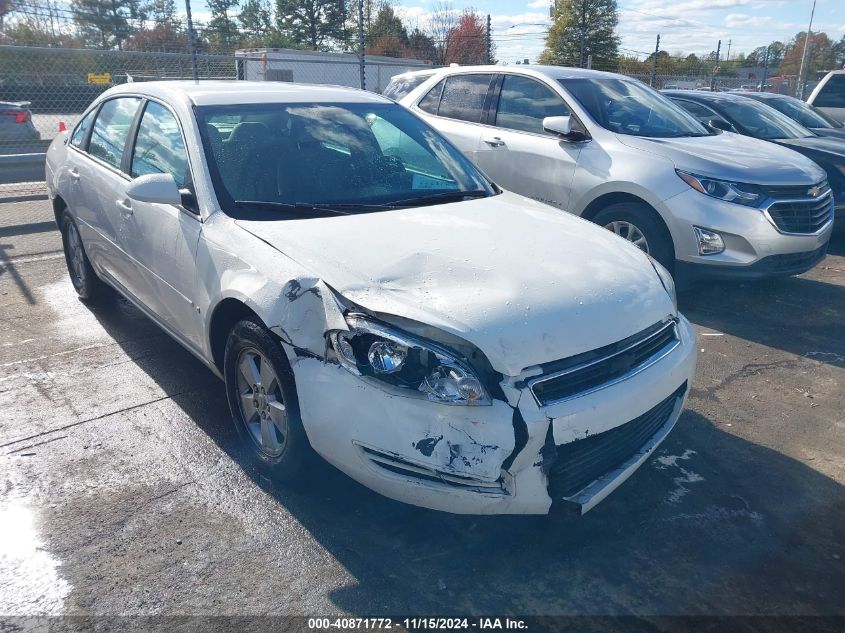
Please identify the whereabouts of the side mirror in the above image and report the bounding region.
[543,115,574,137]
[708,118,732,132]
[126,173,182,206]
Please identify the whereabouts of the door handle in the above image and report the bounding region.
[116,198,133,216]
[482,136,505,147]
[69,168,80,182]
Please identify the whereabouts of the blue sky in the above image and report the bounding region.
[191,0,845,64]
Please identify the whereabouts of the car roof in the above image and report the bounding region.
[101,80,391,106]
[396,64,633,83]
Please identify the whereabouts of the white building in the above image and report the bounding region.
[235,48,433,93]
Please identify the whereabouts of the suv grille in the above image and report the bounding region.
[528,320,679,407]
[766,193,833,234]
[548,382,687,499]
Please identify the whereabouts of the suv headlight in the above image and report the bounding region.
[328,315,491,406]
[676,170,764,208]
[649,257,677,313]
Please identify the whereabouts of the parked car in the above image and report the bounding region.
[391,66,832,283]
[807,70,845,124]
[744,91,845,140]
[0,100,40,143]
[665,90,845,220]
[45,81,696,515]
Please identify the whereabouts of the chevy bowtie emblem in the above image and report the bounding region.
[808,186,822,197]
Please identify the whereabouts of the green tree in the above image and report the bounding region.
[206,0,240,51]
[72,0,142,49]
[239,0,273,38]
[539,0,619,70]
[408,28,437,62]
[366,3,407,47]
[145,0,180,28]
[275,0,346,50]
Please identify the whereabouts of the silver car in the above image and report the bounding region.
[391,66,833,283]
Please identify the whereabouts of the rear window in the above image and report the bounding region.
[435,74,494,123]
[813,74,845,108]
[383,73,434,100]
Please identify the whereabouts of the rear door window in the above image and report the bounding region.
[434,74,495,123]
[814,75,845,108]
[495,75,570,134]
[88,97,142,170]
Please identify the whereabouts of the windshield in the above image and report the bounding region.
[559,78,710,138]
[765,96,842,129]
[716,98,814,139]
[196,102,493,218]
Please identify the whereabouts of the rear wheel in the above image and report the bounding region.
[592,202,675,272]
[223,318,311,481]
[60,212,111,302]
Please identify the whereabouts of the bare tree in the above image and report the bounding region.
[427,1,457,65]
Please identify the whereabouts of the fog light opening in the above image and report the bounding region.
[693,226,725,255]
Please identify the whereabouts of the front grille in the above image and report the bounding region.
[529,320,678,407]
[548,382,687,499]
[766,192,833,234]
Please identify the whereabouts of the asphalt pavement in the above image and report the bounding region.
[0,192,843,624]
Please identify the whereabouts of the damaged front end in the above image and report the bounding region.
[272,280,695,516]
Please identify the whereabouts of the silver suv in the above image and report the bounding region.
[390,66,833,283]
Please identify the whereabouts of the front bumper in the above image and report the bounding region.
[659,188,833,281]
[293,315,697,515]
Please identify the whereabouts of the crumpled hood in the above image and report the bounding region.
[235,192,674,376]
[617,132,826,185]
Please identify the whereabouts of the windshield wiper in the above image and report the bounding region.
[234,200,351,215]
[381,190,490,208]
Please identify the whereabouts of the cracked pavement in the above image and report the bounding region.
[0,193,843,618]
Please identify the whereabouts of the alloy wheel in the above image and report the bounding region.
[66,221,87,287]
[604,220,650,254]
[235,347,288,458]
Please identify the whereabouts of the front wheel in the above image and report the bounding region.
[592,203,675,272]
[223,318,311,482]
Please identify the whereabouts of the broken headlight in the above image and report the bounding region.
[328,315,491,406]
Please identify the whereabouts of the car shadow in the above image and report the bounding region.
[679,232,845,369]
[81,297,845,616]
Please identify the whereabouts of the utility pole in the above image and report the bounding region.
[486,14,492,64]
[725,39,731,62]
[579,0,586,67]
[184,0,199,81]
[650,34,660,87]
[710,39,721,91]
[760,46,770,90]
[358,0,365,90]
[797,0,817,99]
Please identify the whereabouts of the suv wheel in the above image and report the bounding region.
[592,203,675,272]
[223,318,310,481]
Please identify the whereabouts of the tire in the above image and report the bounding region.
[223,318,311,482]
[592,202,675,272]
[60,212,111,302]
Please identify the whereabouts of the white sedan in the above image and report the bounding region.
[46,81,696,515]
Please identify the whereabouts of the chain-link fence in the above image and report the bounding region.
[0,42,824,196]
[0,44,432,192]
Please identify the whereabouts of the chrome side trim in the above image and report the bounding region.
[527,319,680,408]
